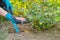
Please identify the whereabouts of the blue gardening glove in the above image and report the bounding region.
[3,0,13,14]
[5,13,20,33]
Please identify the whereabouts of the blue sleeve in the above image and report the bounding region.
[3,0,13,12]
[5,13,20,33]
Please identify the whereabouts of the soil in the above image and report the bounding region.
[0,21,60,40]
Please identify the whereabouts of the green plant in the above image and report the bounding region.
[23,0,58,30]
[0,16,5,22]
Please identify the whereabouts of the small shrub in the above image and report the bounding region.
[23,0,57,30]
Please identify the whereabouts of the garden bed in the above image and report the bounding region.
[0,21,60,40]
[8,21,60,34]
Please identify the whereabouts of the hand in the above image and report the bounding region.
[15,17,26,22]
[13,17,30,24]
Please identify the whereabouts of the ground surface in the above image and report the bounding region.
[0,21,60,40]
[6,29,60,40]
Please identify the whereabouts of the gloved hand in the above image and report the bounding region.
[12,17,30,24]
[3,0,13,14]
[5,13,20,33]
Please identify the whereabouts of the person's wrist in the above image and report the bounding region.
[5,13,12,20]
[0,7,7,17]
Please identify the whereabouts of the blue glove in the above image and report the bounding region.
[5,13,20,33]
[3,0,13,14]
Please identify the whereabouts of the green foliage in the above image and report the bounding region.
[23,0,58,30]
[0,16,6,22]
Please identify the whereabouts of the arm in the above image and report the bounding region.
[0,7,20,33]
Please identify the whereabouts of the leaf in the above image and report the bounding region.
[55,16,60,21]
